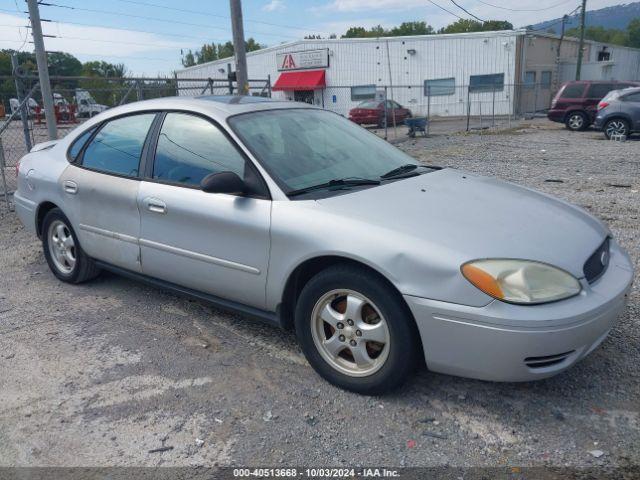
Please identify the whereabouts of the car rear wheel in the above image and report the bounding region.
[295,265,420,394]
[565,111,588,131]
[42,208,101,283]
[604,118,629,139]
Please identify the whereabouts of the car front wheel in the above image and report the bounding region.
[42,208,101,283]
[565,111,588,131]
[604,118,630,139]
[295,265,420,394]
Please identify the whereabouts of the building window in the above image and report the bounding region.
[351,85,377,101]
[597,48,611,61]
[541,71,552,88]
[524,71,536,89]
[469,73,504,92]
[424,77,455,96]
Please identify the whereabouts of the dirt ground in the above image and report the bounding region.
[0,119,638,470]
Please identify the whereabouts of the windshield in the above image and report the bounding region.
[228,109,421,193]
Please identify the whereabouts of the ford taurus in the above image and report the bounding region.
[14,96,634,394]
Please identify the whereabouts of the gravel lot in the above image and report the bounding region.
[0,120,638,470]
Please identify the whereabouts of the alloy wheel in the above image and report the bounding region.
[48,220,76,274]
[605,120,628,138]
[311,289,390,377]
[568,114,584,130]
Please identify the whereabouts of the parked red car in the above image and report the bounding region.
[349,100,412,127]
[548,80,640,131]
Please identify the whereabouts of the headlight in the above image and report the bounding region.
[461,259,581,305]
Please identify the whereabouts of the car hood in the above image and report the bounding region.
[316,168,608,278]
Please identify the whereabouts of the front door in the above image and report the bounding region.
[137,112,271,309]
[60,112,157,272]
[294,90,315,104]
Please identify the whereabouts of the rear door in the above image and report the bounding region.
[60,112,157,272]
[137,112,272,309]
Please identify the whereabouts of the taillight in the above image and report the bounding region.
[598,101,609,110]
[15,159,20,177]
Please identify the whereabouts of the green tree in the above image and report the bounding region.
[439,19,483,34]
[389,21,434,36]
[342,27,369,38]
[628,18,640,48]
[482,20,513,31]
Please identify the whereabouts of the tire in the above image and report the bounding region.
[603,118,630,140]
[377,114,387,129]
[294,265,420,395]
[565,111,588,131]
[42,208,101,283]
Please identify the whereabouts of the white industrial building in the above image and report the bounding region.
[177,29,640,118]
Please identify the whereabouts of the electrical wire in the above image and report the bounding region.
[473,0,575,12]
[79,0,316,34]
[38,2,301,40]
[450,0,486,22]
[426,0,466,21]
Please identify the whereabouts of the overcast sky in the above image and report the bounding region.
[0,0,628,75]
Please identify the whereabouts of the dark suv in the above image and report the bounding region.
[548,80,640,131]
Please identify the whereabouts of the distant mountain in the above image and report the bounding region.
[528,2,640,32]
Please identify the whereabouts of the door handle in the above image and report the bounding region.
[144,197,167,214]
[63,180,78,195]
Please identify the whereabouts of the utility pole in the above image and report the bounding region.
[553,14,568,91]
[229,0,249,95]
[26,0,57,140]
[576,0,587,80]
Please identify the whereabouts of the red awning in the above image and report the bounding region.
[272,70,326,91]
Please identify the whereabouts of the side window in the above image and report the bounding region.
[153,113,245,187]
[560,83,585,99]
[587,83,615,98]
[622,92,640,102]
[82,114,155,177]
[68,126,96,161]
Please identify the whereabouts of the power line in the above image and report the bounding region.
[527,5,581,31]
[37,2,301,40]
[91,0,316,34]
[426,0,466,21]
[450,0,486,22]
[473,0,575,12]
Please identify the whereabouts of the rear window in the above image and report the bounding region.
[560,83,585,99]
[357,100,380,109]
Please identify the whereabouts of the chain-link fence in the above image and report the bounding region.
[0,75,271,207]
[314,82,555,140]
[1,75,556,208]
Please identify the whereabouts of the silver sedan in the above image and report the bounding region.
[14,96,634,394]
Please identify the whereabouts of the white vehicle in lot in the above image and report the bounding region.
[74,89,108,117]
[9,97,39,117]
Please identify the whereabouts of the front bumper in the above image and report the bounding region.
[547,109,565,123]
[404,240,634,382]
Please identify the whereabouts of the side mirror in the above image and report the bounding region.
[200,171,246,195]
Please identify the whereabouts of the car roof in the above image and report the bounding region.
[92,95,317,123]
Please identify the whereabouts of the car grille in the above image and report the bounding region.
[524,351,575,369]
[584,237,610,284]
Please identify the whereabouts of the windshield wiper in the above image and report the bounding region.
[380,163,441,179]
[287,177,380,197]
